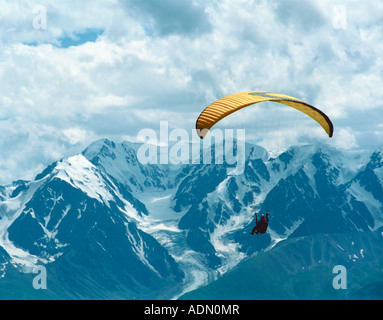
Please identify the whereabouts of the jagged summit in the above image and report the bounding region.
[0,138,382,299]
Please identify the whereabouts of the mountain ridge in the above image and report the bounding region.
[180,228,383,300]
[0,138,382,299]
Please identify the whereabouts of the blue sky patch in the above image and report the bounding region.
[58,28,104,48]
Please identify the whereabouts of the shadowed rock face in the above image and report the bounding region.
[1,140,382,299]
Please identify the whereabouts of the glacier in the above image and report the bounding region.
[0,138,382,299]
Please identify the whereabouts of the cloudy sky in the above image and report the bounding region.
[0,0,382,184]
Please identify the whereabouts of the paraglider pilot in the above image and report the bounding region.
[250,211,269,235]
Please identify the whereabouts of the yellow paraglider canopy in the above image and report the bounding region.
[195,91,333,139]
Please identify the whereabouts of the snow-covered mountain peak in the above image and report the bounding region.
[82,138,117,162]
[1,138,383,299]
[54,154,114,204]
[245,143,269,161]
[83,139,170,192]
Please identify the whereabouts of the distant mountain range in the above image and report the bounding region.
[0,138,382,299]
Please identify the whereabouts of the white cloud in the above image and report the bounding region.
[0,0,382,184]
[62,127,91,145]
[332,127,359,150]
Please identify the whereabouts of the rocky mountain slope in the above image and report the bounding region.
[0,139,382,299]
